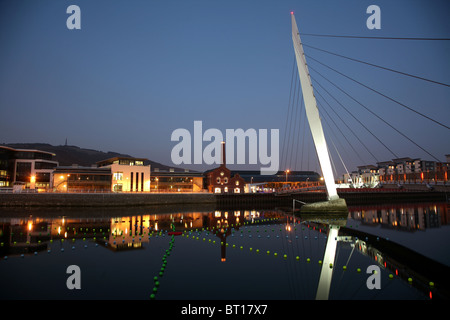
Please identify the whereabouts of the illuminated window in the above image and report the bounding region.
[113,172,123,180]
[216,177,221,183]
[214,188,221,193]
[235,181,239,186]
[224,177,228,183]
[224,187,228,193]
[220,172,224,176]
[234,188,240,193]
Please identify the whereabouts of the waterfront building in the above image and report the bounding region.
[341,166,379,188]
[342,155,449,186]
[228,170,321,192]
[204,142,246,194]
[392,157,417,174]
[0,146,58,191]
[151,168,204,192]
[377,160,395,177]
[205,166,246,194]
[52,165,112,192]
[97,157,151,192]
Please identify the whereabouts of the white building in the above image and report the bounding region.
[97,157,151,192]
[0,146,58,191]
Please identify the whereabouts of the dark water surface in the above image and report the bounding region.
[1,201,449,300]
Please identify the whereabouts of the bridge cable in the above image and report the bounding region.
[307,131,313,170]
[309,64,442,162]
[300,106,307,171]
[288,62,302,170]
[285,72,297,170]
[331,136,351,181]
[318,102,357,178]
[294,96,304,171]
[315,90,378,163]
[291,82,303,170]
[300,33,450,41]
[306,54,450,130]
[310,72,399,159]
[281,56,297,171]
[326,138,339,180]
[287,73,301,170]
[318,101,351,171]
[303,43,450,88]
[294,84,303,167]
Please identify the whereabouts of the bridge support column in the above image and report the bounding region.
[316,226,340,300]
[300,198,348,214]
[291,13,348,214]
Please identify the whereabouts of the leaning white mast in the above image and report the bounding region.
[291,12,339,201]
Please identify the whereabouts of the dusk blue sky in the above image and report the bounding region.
[1,0,449,176]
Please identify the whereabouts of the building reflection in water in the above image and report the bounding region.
[1,204,448,256]
[298,202,450,300]
[0,210,284,256]
[206,210,282,262]
[1,203,449,299]
[348,203,449,230]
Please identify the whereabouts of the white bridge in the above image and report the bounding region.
[290,12,348,214]
[291,12,348,299]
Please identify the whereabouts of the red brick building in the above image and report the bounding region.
[205,142,246,194]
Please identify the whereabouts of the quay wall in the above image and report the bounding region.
[0,190,447,209]
[216,190,448,208]
[0,193,216,208]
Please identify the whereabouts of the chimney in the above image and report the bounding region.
[221,141,226,167]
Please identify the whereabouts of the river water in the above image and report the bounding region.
[0,201,449,301]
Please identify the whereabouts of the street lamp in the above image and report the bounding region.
[285,169,290,183]
[30,175,36,190]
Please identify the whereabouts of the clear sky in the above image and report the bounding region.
[1,0,449,177]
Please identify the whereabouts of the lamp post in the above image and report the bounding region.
[285,169,290,183]
[30,175,36,190]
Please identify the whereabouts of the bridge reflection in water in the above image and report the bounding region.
[0,202,448,300]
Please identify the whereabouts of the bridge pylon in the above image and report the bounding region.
[290,12,347,213]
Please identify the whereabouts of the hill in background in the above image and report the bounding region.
[1,143,186,172]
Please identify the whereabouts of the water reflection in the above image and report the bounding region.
[348,202,450,230]
[0,210,284,256]
[1,203,449,300]
[292,202,450,300]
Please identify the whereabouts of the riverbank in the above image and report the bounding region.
[0,192,216,208]
[216,190,448,209]
[0,189,447,209]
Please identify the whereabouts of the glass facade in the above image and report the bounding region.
[34,161,58,170]
[54,169,112,192]
[14,151,53,161]
[0,147,15,187]
[0,147,58,190]
[150,174,201,192]
[15,162,32,182]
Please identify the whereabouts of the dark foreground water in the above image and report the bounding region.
[0,201,449,301]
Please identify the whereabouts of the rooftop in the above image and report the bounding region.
[54,166,111,174]
[0,145,56,156]
[97,156,148,166]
